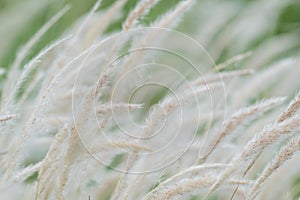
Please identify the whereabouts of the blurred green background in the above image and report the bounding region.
[0,0,186,68]
[1,0,299,69]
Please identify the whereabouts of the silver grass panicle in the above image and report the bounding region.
[149,176,253,200]
[110,1,196,199]
[12,161,43,183]
[2,42,75,180]
[72,0,102,41]
[243,91,300,199]
[145,163,232,199]
[123,0,160,31]
[214,51,253,71]
[152,0,194,28]
[0,0,300,199]
[53,64,115,199]
[0,114,19,123]
[117,0,194,75]
[199,97,286,162]
[232,58,295,107]
[35,125,69,199]
[0,6,71,179]
[7,36,72,107]
[112,82,222,199]
[247,136,300,200]
[278,92,300,123]
[191,69,254,86]
[96,103,144,114]
[204,115,300,199]
[89,140,153,153]
[98,0,161,83]
[229,92,300,199]
[1,6,71,106]
[82,0,128,48]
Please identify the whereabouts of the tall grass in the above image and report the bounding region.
[0,0,300,199]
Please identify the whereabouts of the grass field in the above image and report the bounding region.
[0,0,300,199]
